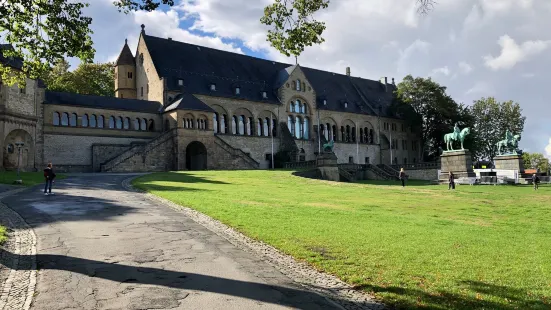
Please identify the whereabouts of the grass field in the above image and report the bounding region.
[133,171,551,309]
[0,171,64,186]
[0,225,6,245]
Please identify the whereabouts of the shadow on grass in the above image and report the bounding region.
[142,171,232,185]
[133,183,212,192]
[358,281,549,310]
[357,180,438,187]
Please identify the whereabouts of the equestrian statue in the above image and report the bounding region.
[323,140,335,152]
[443,123,471,151]
[495,129,521,155]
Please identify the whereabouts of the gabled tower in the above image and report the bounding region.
[114,39,136,99]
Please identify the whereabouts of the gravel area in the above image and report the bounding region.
[123,177,385,310]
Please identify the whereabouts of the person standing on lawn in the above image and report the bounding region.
[43,163,56,195]
[399,168,407,187]
[532,173,540,190]
[448,171,455,190]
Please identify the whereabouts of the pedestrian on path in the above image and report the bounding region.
[448,171,455,190]
[43,163,56,195]
[399,168,407,187]
[532,173,540,190]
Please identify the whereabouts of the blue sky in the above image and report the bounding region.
[78,0,551,158]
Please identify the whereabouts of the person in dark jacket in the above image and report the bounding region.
[532,173,540,190]
[448,171,455,190]
[43,163,56,195]
[399,168,407,187]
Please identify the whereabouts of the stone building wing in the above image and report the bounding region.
[141,34,397,117]
[115,40,136,66]
[44,91,161,113]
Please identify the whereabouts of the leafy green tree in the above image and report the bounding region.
[0,0,172,87]
[468,97,525,161]
[522,152,550,173]
[42,60,115,97]
[261,0,437,60]
[394,75,467,161]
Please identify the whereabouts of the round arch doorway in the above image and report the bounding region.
[3,129,34,171]
[186,141,207,171]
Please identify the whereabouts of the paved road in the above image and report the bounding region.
[2,174,339,310]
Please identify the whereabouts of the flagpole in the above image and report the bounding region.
[317,109,321,154]
[356,127,359,164]
[390,129,393,165]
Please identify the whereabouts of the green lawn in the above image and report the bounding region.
[133,171,551,309]
[0,171,65,186]
[0,225,6,245]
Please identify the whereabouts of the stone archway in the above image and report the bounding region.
[3,129,34,171]
[185,141,207,171]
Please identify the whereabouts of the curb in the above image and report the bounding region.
[0,187,37,310]
[122,177,385,310]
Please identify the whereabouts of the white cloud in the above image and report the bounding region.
[430,66,450,77]
[458,61,473,74]
[521,73,535,78]
[466,81,494,96]
[545,138,551,159]
[484,35,550,70]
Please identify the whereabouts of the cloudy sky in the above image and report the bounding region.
[82,0,550,157]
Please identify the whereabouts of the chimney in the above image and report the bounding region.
[346,67,350,76]
[168,37,172,41]
[384,77,388,84]
[392,77,395,85]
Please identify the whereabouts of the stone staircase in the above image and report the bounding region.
[101,129,177,172]
[377,164,400,180]
[214,136,259,169]
[338,165,358,182]
[366,164,395,180]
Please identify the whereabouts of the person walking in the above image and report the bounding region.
[43,163,56,195]
[399,168,407,187]
[532,173,540,190]
[448,171,455,190]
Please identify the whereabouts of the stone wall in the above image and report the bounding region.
[217,135,280,169]
[43,134,150,171]
[108,134,175,172]
[135,35,164,103]
[92,143,144,172]
[333,142,380,164]
[404,169,439,181]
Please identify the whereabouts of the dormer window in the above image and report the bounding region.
[235,87,240,95]
[262,91,267,99]
[344,102,348,108]
[323,99,327,106]
[178,79,183,86]
[296,79,301,91]
[210,84,216,91]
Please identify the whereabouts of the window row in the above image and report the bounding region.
[52,112,155,131]
[287,116,310,139]
[288,99,308,114]
[319,124,374,143]
[391,139,419,151]
[182,117,209,130]
[213,113,277,137]
[292,79,307,92]
[392,157,417,165]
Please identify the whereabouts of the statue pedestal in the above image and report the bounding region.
[316,152,340,182]
[439,150,476,183]
[493,154,524,173]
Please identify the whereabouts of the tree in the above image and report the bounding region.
[468,97,526,161]
[261,0,437,60]
[394,75,468,161]
[522,153,550,173]
[42,60,115,97]
[0,0,173,87]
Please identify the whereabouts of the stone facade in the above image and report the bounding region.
[493,155,524,172]
[1,28,422,173]
[439,150,476,181]
[404,169,439,181]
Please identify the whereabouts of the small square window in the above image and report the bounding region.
[344,102,348,108]
[262,91,267,99]
[323,99,327,105]
[178,79,183,86]
[235,87,240,95]
[210,84,216,91]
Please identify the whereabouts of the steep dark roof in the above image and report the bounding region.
[162,93,215,113]
[116,40,135,66]
[0,44,24,70]
[44,91,161,113]
[142,34,397,117]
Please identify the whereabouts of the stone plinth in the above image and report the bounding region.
[493,154,524,172]
[439,149,476,182]
[316,152,340,182]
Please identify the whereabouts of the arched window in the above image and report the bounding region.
[346,125,351,142]
[221,115,227,134]
[134,118,140,130]
[359,128,364,143]
[302,82,306,92]
[69,113,77,127]
[288,116,295,136]
[213,113,219,133]
[394,157,398,165]
[404,158,408,164]
[332,125,337,141]
[369,129,374,143]
[263,118,269,137]
[90,115,97,128]
[82,114,89,127]
[303,117,309,139]
[290,102,294,113]
[238,115,245,135]
[148,119,155,131]
[295,116,302,139]
[323,124,329,141]
[352,127,356,142]
[296,79,301,91]
[299,102,304,114]
[53,112,60,126]
[247,117,253,135]
[124,117,130,130]
[109,116,115,129]
[116,116,123,129]
[294,100,300,113]
[413,158,417,164]
[232,116,238,134]
[140,118,147,131]
[257,119,262,136]
[302,104,307,114]
[340,126,345,142]
[292,80,297,90]
[98,115,104,128]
